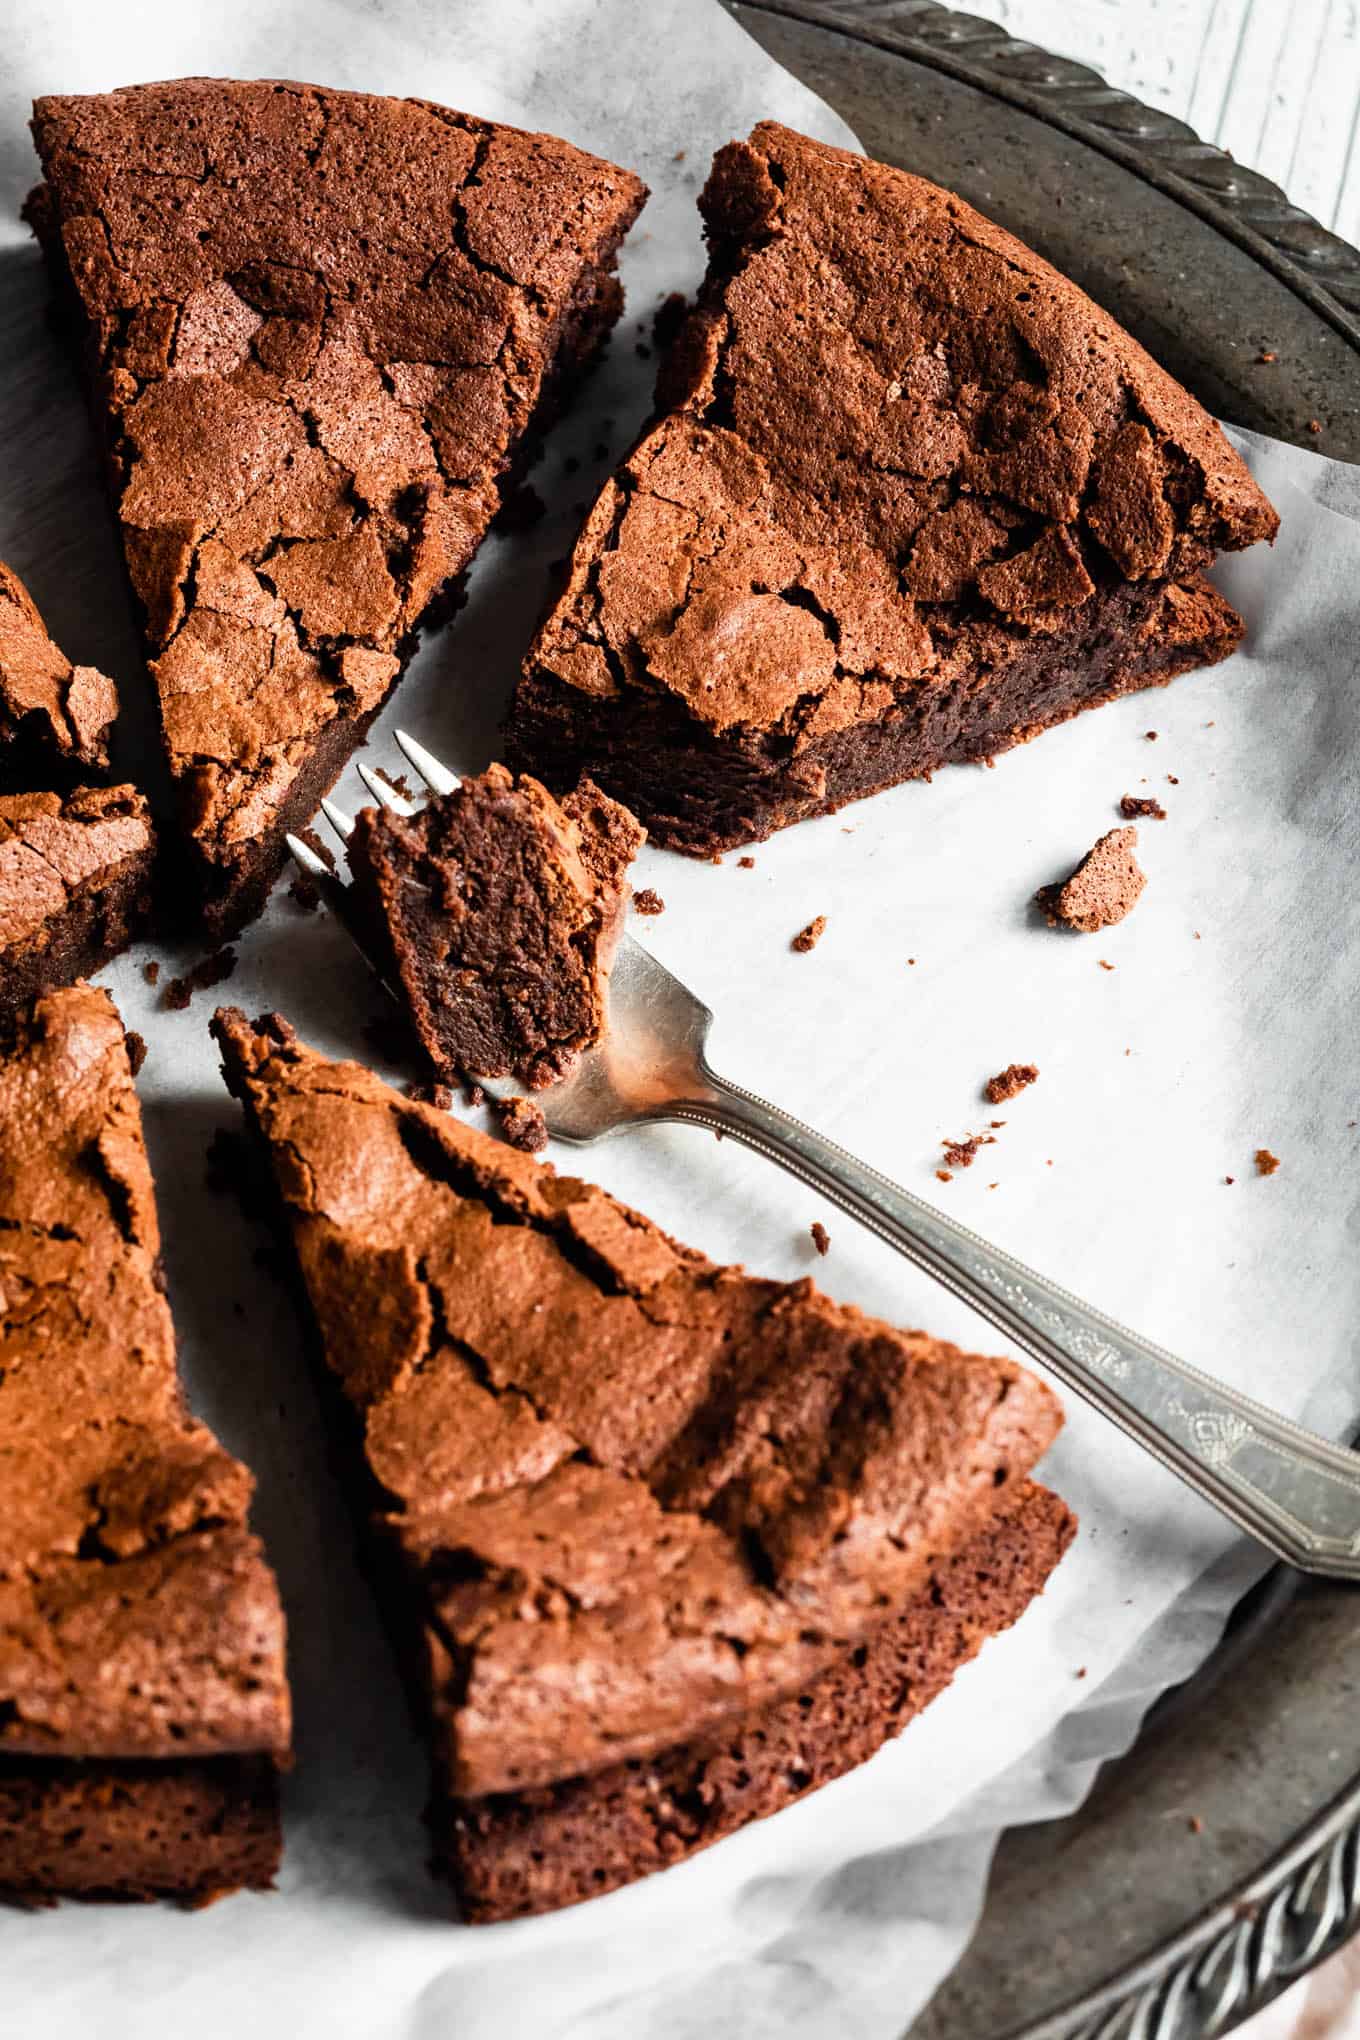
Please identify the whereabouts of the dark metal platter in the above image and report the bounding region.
[720,4,1360,2035]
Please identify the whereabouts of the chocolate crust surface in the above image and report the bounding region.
[0,784,154,1021]
[28,79,647,934]
[0,986,290,1903]
[446,1478,1074,1920]
[0,560,117,780]
[348,764,643,1089]
[510,123,1275,854]
[213,1007,1072,1916]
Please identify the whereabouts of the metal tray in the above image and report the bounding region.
[721,4,1360,2035]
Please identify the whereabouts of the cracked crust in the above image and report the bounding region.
[213,1008,1070,1910]
[0,562,117,779]
[0,984,289,1903]
[0,785,155,1021]
[347,764,644,1090]
[509,122,1277,853]
[27,80,647,935]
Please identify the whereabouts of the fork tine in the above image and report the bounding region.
[357,761,417,817]
[285,832,331,878]
[394,728,459,798]
[319,795,354,844]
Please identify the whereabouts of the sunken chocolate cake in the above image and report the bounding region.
[213,1008,1074,1921]
[347,764,643,1089]
[0,784,154,1021]
[28,80,647,935]
[0,987,290,1904]
[509,123,1277,854]
[0,560,116,780]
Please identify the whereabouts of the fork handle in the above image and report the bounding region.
[664,1065,1360,1580]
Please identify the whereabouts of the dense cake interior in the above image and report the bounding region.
[0,785,154,1019]
[348,765,643,1089]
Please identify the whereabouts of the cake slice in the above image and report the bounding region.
[0,987,290,1903]
[28,81,647,935]
[0,784,154,1021]
[0,561,117,781]
[347,764,643,1089]
[509,123,1277,855]
[213,1008,1074,1920]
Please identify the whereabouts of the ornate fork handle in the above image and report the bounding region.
[665,1066,1360,1580]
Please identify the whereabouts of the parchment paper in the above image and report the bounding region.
[2,5,1358,2036]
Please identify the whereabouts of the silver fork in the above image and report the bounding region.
[290,730,1360,1580]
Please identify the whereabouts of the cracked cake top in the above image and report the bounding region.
[519,122,1276,766]
[0,561,117,775]
[28,79,646,932]
[0,984,289,1760]
[215,1007,1063,1798]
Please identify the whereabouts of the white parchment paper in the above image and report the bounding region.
[2,5,1358,2035]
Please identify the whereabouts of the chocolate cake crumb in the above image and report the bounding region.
[936,1169,953,1183]
[810,1221,831,1257]
[1225,1176,1235,1185]
[1037,828,1146,933]
[496,1095,549,1154]
[633,888,666,915]
[164,946,238,1010]
[1308,419,1322,434]
[1146,730,1158,741]
[407,1081,455,1111]
[124,1029,148,1076]
[1188,1815,1204,1835]
[985,1063,1038,1106]
[465,1082,486,1109]
[143,960,160,987]
[1098,959,1116,971]
[942,1132,996,1170]
[1257,350,1276,363]
[738,855,755,869]
[1166,774,1179,785]
[1120,795,1166,820]
[1255,1148,1281,1177]
[288,873,321,913]
[375,768,414,801]
[792,916,827,953]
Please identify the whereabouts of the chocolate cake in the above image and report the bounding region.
[28,80,647,935]
[0,561,117,780]
[510,123,1277,854]
[0,987,290,1904]
[213,1008,1074,1921]
[0,784,154,1021]
[347,764,643,1089]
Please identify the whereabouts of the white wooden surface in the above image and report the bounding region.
[958,0,1360,245]
[967,7,1360,2032]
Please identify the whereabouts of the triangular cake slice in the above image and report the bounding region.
[510,122,1277,854]
[0,987,290,1904]
[214,1008,1074,1919]
[28,80,647,933]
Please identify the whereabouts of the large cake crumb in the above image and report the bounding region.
[1120,795,1166,820]
[1037,828,1146,933]
[1254,1148,1281,1177]
[496,1096,549,1154]
[985,1063,1038,1105]
[792,915,827,953]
